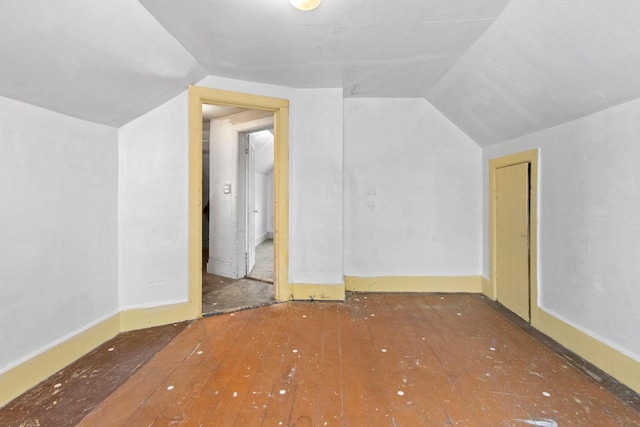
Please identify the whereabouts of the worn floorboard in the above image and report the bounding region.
[3,294,640,426]
[84,294,640,426]
[0,322,187,427]
[248,239,274,284]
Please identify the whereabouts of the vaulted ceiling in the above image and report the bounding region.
[1,0,639,146]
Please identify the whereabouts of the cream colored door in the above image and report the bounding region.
[496,162,530,321]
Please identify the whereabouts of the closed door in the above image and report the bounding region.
[496,162,531,321]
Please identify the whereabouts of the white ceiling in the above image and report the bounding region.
[139,0,510,98]
[202,105,245,121]
[0,0,205,127]
[428,0,640,146]
[1,0,639,145]
[249,130,275,175]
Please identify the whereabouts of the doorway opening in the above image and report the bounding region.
[187,86,290,319]
[489,149,539,326]
[201,107,275,315]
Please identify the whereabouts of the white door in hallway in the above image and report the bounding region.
[495,162,531,322]
[246,140,256,275]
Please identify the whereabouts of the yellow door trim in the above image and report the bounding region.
[345,276,483,293]
[188,86,291,316]
[489,149,539,327]
[119,302,193,332]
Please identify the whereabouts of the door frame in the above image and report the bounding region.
[489,149,539,326]
[188,85,290,317]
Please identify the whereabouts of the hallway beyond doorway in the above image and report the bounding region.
[247,238,274,283]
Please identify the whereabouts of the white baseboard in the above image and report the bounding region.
[256,232,268,245]
[207,258,237,278]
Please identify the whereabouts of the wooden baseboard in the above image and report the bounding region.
[345,276,483,293]
[291,283,346,301]
[481,276,492,298]
[0,300,199,407]
[482,277,639,394]
[120,301,195,332]
[537,308,640,394]
[0,313,120,407]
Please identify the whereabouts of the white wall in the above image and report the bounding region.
[0,96,118,373]
[344,98,482,277]
[483,97,640,361]
[118,94,189,309]
[289,89,344,285]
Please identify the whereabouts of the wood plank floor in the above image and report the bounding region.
[0,322,187,427]
[4,294,640,426]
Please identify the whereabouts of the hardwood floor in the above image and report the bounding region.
[4,294,640,426]
[0,322,187,427]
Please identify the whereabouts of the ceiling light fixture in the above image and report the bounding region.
[289,0,321,11]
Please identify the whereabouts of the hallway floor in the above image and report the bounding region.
[3,294,638,426]
[201,239,275,316]
[202,273,275,316]
[248,238,274,283]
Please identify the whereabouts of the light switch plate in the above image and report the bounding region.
[223,184,231,194]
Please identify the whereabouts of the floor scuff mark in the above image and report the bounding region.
[515,418,558,427]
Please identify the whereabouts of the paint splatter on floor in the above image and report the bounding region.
[516,419,558,427]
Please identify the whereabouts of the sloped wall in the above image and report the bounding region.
[118,94,190,308]
[0,96,118,374]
